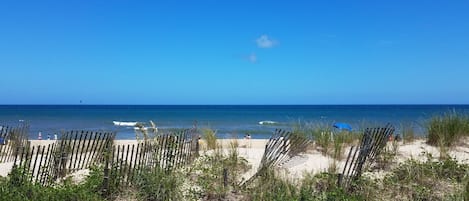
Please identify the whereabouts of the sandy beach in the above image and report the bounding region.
[1,138,468,181]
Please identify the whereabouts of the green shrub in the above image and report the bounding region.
[383,156,469,200]
[0,166,104,201]
[191,154,226,199]
[133,167,183,201]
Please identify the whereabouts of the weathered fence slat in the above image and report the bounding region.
[338,124,395,190]
[242,129,310,187]
[12,130,115,186]
[0,123,29,163]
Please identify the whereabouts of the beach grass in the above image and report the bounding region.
[202,128,218,150]
[0,165,104,200]
[380,155,469,200]
[133,167,183,200]
[427,110,469,147]
[2,120,469,200]
[2,139,468,201]
[400,122,416,144]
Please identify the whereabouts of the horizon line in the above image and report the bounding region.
[1,104,469,106]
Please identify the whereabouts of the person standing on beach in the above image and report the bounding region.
[244,133,252,148]
[47,134,51,140]
[54,134,58,140]
[38,132,42,140]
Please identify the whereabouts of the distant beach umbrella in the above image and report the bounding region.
[333,122,352,131]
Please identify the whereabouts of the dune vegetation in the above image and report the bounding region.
[1,113,469,201]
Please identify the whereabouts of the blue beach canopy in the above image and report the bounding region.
[333,122,352,131]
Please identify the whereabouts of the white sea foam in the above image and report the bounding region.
[113,121,138,126]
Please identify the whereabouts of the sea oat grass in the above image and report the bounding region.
[312,127,333,155]
[427,111,469,147]
[202,128,218,150]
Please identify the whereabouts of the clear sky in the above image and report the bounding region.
[1,0,468,104]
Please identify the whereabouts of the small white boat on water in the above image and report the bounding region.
[259,120,278,125]
[113,121,138,126]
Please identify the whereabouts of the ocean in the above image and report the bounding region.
[1,105,468,139]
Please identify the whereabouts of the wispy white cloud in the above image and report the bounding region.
[247,53,257,63]
[256,35,277,48]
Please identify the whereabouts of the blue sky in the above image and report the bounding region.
[1,0,468,104]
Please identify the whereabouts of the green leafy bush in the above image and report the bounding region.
[0,166,104,201]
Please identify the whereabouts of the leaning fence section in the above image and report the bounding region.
[0,123,29,163]
[13,130,115,186]
[242,128,310,187]
[338,123,395,190]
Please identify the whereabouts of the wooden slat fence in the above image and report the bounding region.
[102,128,198,190]
[13,130,115,186]
[338,123,395,190]
[242,129,311,187]
[0,123,29,163]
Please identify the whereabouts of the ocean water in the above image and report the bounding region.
[1,105,469,139]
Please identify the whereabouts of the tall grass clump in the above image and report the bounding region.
[290,124,312,151]
[311,126,333,155]
[427,110,469,147]
[310,124,360,158]
[246,169,299,200]
[400,122,416,144]
[225,135,249,190]
[133,167,183,201]
[202,128,218,150]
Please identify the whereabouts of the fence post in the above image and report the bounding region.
[337,173,343,186]
[195,137,200,157]
[223,168,228,188]
[101,140,112,198]
[60,150,68,178]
